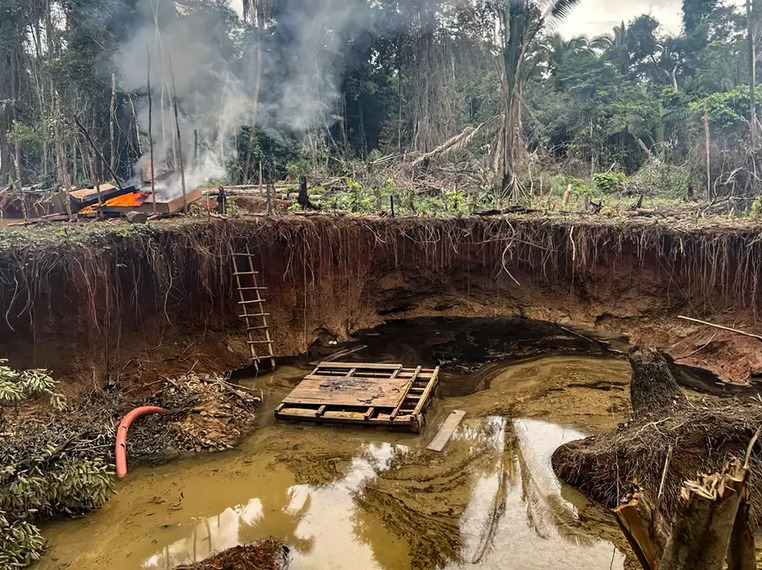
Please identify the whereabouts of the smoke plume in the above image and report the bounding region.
[113,0,367,198]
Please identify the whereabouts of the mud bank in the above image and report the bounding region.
[1,215,761,392]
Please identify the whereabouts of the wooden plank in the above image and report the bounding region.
[391,366,421,420]
[412,366,440,417]
[282,375,408,407]
[427,410,466,452]
[364,407,375,420]
[315,362,402,371]
[315,405,327,417]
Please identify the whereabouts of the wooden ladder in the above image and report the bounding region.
[232,244,276,371]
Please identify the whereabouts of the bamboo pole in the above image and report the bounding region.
[677,316,762,341]
[147,47,156,215]
[169,55,187,214]
[73,116,123,192]
[109,72,117,174]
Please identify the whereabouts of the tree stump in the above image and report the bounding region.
[629,346,688,417]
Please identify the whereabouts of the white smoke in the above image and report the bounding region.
[113,0,367,199]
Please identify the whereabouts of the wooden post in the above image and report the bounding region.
[53,93,74,220]
[94,178,104,218]
[147,47,156,215]
[704,104,712,200]
[129,94,142,156]
[169,55,187,214]
[109,72,117,174]
[73,116,123,192]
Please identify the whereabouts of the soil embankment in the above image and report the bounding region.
[0,215,760,392]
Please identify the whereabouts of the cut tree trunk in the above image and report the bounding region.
[660,461,752,570]
[728,499,756,570]
[629,346,688,417]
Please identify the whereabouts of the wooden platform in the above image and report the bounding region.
[275,362,440,432]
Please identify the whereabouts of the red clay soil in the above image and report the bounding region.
[2,215,762,393]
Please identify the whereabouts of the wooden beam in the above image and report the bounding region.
[412,366,440,417]
[427,410,466,452]
[390,366,421,420]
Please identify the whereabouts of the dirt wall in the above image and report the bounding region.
[0,215,760,390]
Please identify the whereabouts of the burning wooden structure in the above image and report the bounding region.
[78,186,204,216]
[275,362,440,432]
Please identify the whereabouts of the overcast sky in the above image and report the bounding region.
[558,0,745,38]
[227,0,745,39]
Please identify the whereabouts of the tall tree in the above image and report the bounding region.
[496,0,580,198]
[683,0,718,36]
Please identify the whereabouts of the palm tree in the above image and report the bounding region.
[592,22,631,75]
[539,33,595,76]
[496,0,582,200]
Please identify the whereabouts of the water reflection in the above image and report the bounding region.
[141,442,405,570]
[139,418,623,570]
[444,417,625,569]
[142,499,265,568]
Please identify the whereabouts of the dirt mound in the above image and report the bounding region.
[175,539,289,570]
[551,349,762,529]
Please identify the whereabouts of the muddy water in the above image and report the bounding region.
[38,323,633,569]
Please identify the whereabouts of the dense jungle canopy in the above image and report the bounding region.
[2,0,762,207]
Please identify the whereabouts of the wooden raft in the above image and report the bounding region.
[275,362,440,432]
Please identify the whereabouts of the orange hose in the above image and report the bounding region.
[115,406,166,478]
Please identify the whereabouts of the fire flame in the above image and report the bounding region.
[79,191,151,214]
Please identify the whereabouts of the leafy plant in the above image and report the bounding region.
[0,361,66,411]
[751,196,762,219]
[0,512,44,570]
[593,172,627,193]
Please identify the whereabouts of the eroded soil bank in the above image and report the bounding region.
[1,215,760,395]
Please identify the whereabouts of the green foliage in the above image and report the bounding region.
[0,361,66,410]
[225,199,243,219]
[631,159,692,196]
[0,512,44,570]
[230,126,302,185]
[0,457,115,520]
[551,175,588,194]
[0,455,114,569]
[340,178,373,213]
[593,172,628,193]
[751,196,762,219]
[689,87,762,133]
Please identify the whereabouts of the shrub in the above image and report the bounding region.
[0,361,65,411]
[593,172,627,193]
[0,513,44,570]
